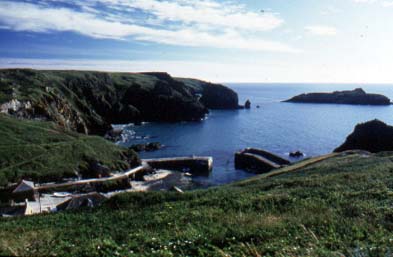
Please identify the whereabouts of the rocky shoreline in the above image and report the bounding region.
[334,119,393,153]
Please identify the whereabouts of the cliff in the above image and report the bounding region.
[0,69,239,135]
[334,119,393,153]
[284,88,391,105]
[177,77,239,109]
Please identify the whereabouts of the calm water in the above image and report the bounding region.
[118,83,393,186]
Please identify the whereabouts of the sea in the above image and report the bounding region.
[117,83,393,186]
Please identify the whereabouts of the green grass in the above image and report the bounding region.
[1,151,393,256]
[0,115,139,187]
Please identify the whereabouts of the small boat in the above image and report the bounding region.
[53,192,72,198]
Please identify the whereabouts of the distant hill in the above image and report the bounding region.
[284,88,391,105]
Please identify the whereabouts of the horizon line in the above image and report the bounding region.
[0,66,392,85]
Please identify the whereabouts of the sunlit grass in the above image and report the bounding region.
[2,151,393,256]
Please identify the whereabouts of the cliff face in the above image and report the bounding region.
[334,119,393,153]
[284,88,391,105]
[178,78,239,109]
[0,69,238,135]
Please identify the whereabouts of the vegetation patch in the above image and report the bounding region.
[0,115,139,187]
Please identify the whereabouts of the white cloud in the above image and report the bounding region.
[305,26,338,36]
[320,6,342,15]
[382,1,393,7]
[95,0,284,32]
[0,1,298,53]
[352,0,393,6]
[352,0,377,3]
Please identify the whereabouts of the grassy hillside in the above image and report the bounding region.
[1,151,393,256]
[0,69,238,135]
[0,115,139,187]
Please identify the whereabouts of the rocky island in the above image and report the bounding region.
[284,88,391,105]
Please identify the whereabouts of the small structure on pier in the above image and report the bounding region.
[235,148,290,174]
[11,180,38,202]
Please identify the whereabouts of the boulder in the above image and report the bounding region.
[284,88,391,105]
[245,100,251,109]
[289,151,304,158]
[145,142,162,152]
[334,119,393,153]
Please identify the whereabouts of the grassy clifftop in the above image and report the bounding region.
[0,69,238,135]
[1,151,393,256]
[0,115,139,187]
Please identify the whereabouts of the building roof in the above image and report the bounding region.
[12,180,35,193]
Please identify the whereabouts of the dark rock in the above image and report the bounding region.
[56,193,108,211]
[289,151,304,158]
[245,100,251,109]
[116,104,141,124]
[130,142,162,152]
[145,142,162,152]
[256,105,260,109]
[334,119,393,153]
[86,160,111,178]
[130,144,146,152]
[199,83,239,109]
[104,127,123,142]
[284,88,391,105]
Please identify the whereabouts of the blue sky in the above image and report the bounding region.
[0,0,392,82]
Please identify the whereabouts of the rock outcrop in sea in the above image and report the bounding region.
[245,100,251,109]
[334,119,393,153]
[0,69,240,135]
[130,142,162,152]
[284,88,391,105]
